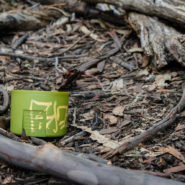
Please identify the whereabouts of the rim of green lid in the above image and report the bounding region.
[11,90,69,96]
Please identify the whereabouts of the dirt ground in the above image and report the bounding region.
[0,1,185,184]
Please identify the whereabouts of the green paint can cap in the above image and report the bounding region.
[10,90,69,137]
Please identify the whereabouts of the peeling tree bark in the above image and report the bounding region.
[0,0,124,32]
[0,134,184,185]
[127,12,185,68]
[0,8,63,31]
[81,0,185,68]
[82,0,185,26]
[119,0,185,26]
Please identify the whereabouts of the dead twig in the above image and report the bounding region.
[0,86,9,113]
[0,128,21,142]
[78,47,119,72]
[12,33,29,50]
[30,137,47,145]
[59,47,120,89]
[59,131,86,146]
[56,35,87,56]
[104,83,185,159]
[0,52,87,62]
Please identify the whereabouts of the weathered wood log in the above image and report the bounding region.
[82,0,185,26]
[127,12,185,68]
[0,0,81,32]
[0,7,63,31]
[82,0,185,68]
[0,134,184,185]
[0,0,124,32]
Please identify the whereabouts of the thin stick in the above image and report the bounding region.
[78,47,119,72]
[0,52,87,62]
[104,83,185,159]
[12,33,29,50]
[59,131,86,146]
[56,35,87,56]
[30,137,47,145]
[0,128,21,142]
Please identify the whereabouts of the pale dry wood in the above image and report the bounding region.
[128,12,185,68]
[0,134,184,185]
[0,6,64,31]
[82,0,185,26]
[0,52,87,62]
[0,0,124,32]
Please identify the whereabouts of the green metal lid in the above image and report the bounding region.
[10,90,69,137]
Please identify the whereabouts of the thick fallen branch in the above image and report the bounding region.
[104,83,185,159]
[127,12,185,68]
[0,0,124,32]
[0,128,21,141]
[82,0,185,69]
[0,52,87,62]
[0,134,184,185]
[0,6,64,31]
[82,0,185,26]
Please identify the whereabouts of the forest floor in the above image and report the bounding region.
[0,1,185,184]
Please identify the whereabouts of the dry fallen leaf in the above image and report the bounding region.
[117,120,131,128]
[80,25,104,42]
[104,114,118,125]
[99,127,118,135]
[175,124,185,131]
[141,55,150,68]
[80,110,95,121]
[112,106,125,116]
[180,110,185,118]
[147,84,156,91]
[155,73,171,88]
[159,146,185,163]
[72,123,120,149]
[136,69,149,77]
[72,123,132,149]
[164,165,185,173]
[157,89,174,93]
[97,60,105,72]
[0,117,9,129]
[111,79,124,92]
[2,175,13,184]
[6,85,14,92]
